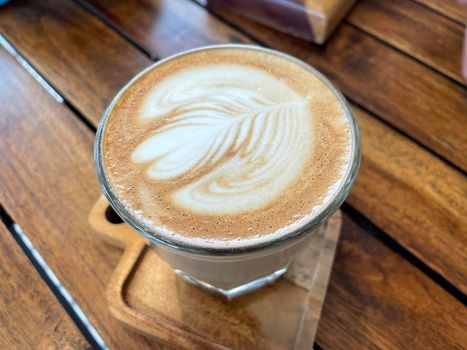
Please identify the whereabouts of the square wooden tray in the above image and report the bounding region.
[89,196,341,349]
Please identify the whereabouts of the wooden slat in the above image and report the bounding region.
[191,8,467,291]
[5,0,464,173]
[0,45,161,349]
[74,0,467,171]
[78,0,252,58]
[0,0,463,348]
[348,0,466,84]
[2,0,465,291]
[413,0,467,23]
[0,44,465,350]
[0,222,89,350]
[351,106,467,293]
[57,0,467,292]
[0,0,150,126]
[318,214,467,350]
[206,8,467,172]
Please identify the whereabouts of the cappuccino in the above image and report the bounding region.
[100,46,353,250]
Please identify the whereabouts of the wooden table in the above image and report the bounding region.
[0,0,465,348]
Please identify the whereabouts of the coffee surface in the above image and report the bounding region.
[101,47,353,249]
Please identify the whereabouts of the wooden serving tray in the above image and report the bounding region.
[89,196,342,349]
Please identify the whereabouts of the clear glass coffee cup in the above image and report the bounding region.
[95,45,360,299]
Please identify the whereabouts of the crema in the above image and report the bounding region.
[100,46,353,249]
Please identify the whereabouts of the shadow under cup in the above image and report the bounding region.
[94,45,361,299]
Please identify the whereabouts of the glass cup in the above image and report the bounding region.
[95,45,360,299]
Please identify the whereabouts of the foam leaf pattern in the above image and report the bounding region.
[132,64,313,214]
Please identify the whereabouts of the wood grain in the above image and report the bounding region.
[348,0,466,84]
[47,0,467,292]
[78,0,252,58]
[190,8,467,291]
[89,197,340,349]
[2,0,465,291]
[413,0,467,23]
[208,8,467,172]
[74,0,467,170]
[0,45,161,349]
[351,106,467,293]
[0,1,465,347]
[3,0,465,171]
[0,0,151,126]
[0,222,90,350]
[0,32,465,350]
[317,213,467,350]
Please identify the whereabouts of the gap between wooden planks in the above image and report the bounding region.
[0,45,162,349]
[347,0,466,84]
[0,218,90,349]
[0,0,466,347]
[79,0,467,172]
[1,0,464,293]
[413,0,467,24]
[0,41,465,350]
[199,2,467,292]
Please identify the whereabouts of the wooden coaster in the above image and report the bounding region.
[89,196,341,349]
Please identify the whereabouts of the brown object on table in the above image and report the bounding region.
[0,0,466,348]
[88,196,342,349]
[207,0,356,44]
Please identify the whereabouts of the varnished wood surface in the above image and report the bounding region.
[0,36,465,348]
[319,214,467,350]
[78,0,252,58]
[195,5,467,291]
[348,0,466,84]
[350,106,467,293]
[0,0,150,125]
[413,0,467,23]
[78,0,467,172]
[0,45,161,350]
[0,220,89,349]
[0,0,466,348]
[17,0,464,293]
[205,8,467,172]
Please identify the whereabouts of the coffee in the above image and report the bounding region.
[100,46,353,249]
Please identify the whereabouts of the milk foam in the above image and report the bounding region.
[101,47,354,249]
[132,64,313,214]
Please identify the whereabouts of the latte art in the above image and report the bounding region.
[100,47,353,248]
[132,65,313,214]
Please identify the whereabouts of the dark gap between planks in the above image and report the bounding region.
[345,21,467,89]
[192,0,467,176]
[74,0,467,303]
[0,34,98,132]
[73,0,157,60]
[65,99,97,133]
[344,98,467,177]
[342,203,467,306]
[0,205,108,350]
[2,8,466,332]
[412,0,466,26]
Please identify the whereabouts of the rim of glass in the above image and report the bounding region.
[95,44,361,256]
